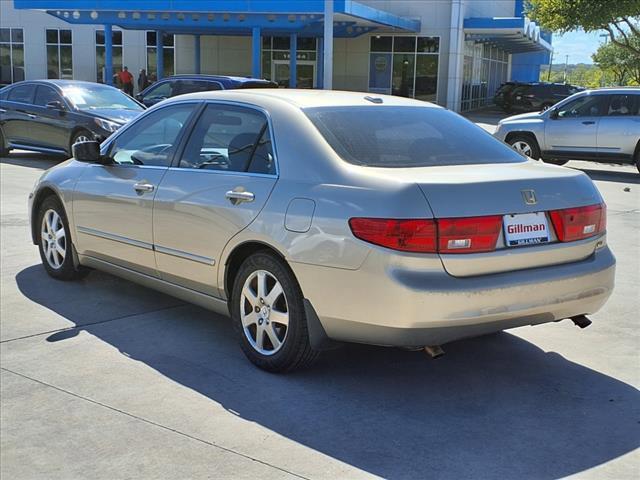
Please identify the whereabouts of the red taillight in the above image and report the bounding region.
[348,215,501,254]
[348,218,437,253]
[438,216,502,253]
[549,203,606,242]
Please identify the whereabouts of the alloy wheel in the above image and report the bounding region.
[41,209,66,269]
[511,140,532,157]
[73,134,91,145]
[240,270,289,355]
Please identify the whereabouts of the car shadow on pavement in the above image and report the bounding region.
[15,265,640,479]
[1,153,66,170]
[575,167,640,185]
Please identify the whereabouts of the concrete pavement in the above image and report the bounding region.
[1,148,639,479]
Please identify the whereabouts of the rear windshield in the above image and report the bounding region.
[304,106,525,167]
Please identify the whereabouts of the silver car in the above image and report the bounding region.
[495,87,640,173]
[29,90,615,372]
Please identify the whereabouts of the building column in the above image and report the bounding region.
[251,27,261,78]
[316,37,324,89]
[289,33,297,88]
[194,34,201,74]
[446,0,464,111]
[104,24,113,85]
[156,30,164,80]
[323,0,333,89]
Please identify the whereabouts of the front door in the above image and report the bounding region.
[153,102,278,296]
[544,94,608,159]
[32,85,74,151]
[73,102,199,276]
[272,60,316,88]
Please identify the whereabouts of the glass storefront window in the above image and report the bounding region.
[146,31,175,80]
[368,35,440,103]
[461,40,509,111]
[0,27,25,84]
[95,29,123,83]
[46,29,72,79]
[262,36,318,87]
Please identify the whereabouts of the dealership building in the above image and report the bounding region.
[1,0,551,111]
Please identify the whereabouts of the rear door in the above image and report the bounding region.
[153,102,278,296]
[596,93,640,163]
[32,85,74,150]
[2,82,36,145]
[544,94,608,159]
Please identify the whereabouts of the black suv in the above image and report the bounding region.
[136,75,277,107]
[500,82,583,113]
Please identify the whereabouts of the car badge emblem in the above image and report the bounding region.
[522,189,537,205]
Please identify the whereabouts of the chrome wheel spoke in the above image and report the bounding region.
[256,271,268,299]
[54,227,65,240]
[269,310,289,327]
[242,285,258,308]
[242,311,258,328]
[55,241,66,259]
[265,324,282,350]
[41,209,66,270]
[265,282,283,306]
[255,326,265,350]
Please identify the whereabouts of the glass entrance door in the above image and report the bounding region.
[272,60,315,88]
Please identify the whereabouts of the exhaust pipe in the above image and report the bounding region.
[424,345,445,359]
[571,315,592,329]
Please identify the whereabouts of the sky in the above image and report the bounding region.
[551,30,608,65]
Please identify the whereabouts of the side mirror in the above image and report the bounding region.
[46,100,64,111]
[72,141,107,163]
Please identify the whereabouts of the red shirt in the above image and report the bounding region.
[118,70,133,84]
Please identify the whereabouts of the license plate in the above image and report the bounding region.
[503,212,550,247]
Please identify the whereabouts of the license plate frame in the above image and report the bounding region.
[503,212,550,247]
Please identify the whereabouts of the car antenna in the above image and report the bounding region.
[364,95,383,104]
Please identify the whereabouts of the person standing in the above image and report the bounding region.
[138,68,149,92]
[118,66,134,96]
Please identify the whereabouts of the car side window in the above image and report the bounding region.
[178,103,275,174]
[34,86,63,106]
[557,95,607,118]
[173,80,222,96]
[143,81,174,101]
[107,104,196,167]
[606,94,639,116]
[7,83,35,103]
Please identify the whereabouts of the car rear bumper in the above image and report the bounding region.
[292,245,615,347]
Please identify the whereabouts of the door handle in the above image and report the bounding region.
[582,121,595,125]
[133,182,155,193]
[225,190,255,204]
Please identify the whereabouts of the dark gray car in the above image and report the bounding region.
[0,80,145,156]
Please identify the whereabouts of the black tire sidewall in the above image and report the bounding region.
[231,252,313,372]
[37,196,79,280]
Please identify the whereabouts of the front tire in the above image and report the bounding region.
[69,129,93,156]
[0,128,10,157]
[37,196,88,280]
[507,134,541,160]
[231,251,319,372]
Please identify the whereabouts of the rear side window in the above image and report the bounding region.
[606,94,639,116]
[173,80,222,95]
[7,83,35,103]
[34,86,62,106]
[304,106,525,167]
[179,103,275,174]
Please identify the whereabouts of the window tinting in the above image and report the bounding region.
[370,36,392,52]
[558,95,608,118]
[34,86,61,106]
[179,104,275,174]
[108,104,196,167]
[172,80,222,96]
[607,94,639,116]
[7,83,34,103]
[305,106,525,168]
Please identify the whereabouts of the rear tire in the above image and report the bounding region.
[37,196,89,281]
[635,148,640,174]
[507,134,541,160]
[231,251,319,373]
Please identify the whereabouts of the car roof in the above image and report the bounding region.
[582,87,640,95]
[161,74,274,85]
[167,88,443,109]
[1,79,117,90]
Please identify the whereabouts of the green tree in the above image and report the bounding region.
[592,42,630,84]
[527,0,640,56]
